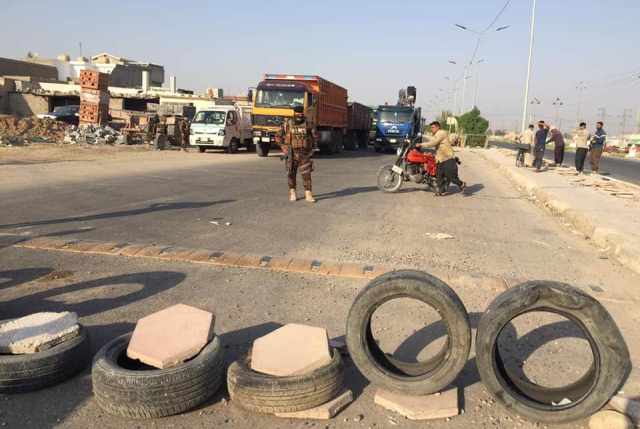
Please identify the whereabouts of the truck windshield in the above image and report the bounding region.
[192,111,226,125]
[379,111,412,123]
[256,89,305,108]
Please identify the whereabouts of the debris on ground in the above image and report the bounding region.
[64,124,123,145]
[274,390,354,420]
[588,410,633,429]
[374,388,459,421]
[0,312,79,354]
[609,395,640,426]
[0,116,68,144]
[425,232,455,240]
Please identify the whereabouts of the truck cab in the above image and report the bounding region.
[190,104,253,153]
[373,105,422,152]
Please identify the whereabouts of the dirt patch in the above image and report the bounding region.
[36,270,75,282]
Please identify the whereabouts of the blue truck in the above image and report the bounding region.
[372,104,422,152]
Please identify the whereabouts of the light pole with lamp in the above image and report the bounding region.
[520,0,537,135]
[552,97,564,129]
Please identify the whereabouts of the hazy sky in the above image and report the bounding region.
[2,0,639,133]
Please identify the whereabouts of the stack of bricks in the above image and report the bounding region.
[79,70,110,125]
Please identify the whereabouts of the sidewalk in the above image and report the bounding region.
[478,148,640,275]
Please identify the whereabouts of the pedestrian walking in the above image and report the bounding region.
[146,114,159,143]
[590,121,607,174]
[522,124,535,166]
[177,117,190,152]
[574,122,591,174]
[280,107,315,203]
[533,121,550,172]
[548,127,565,166]
[418,121,466,196]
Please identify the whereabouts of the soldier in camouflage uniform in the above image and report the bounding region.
[177,117,190,152]
[146,114,159,143]
[281,109,315,202]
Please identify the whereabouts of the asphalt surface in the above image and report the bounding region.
[2,146,640,428]
[490,140,640,186]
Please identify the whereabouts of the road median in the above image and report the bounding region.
[477,148,640,275]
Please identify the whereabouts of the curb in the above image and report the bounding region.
[478,149,640,276]
[11,236,513,293]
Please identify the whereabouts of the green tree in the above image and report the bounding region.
[458,107,489,147]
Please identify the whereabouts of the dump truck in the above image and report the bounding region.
[251,74,348,156]
[345,102,371,150]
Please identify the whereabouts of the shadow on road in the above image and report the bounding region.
[0,200,234,229]
[316,186,379,201]
[1,271,186,319]
[316,149,387,159]
[462,183,484,196]
[0,267,54,290]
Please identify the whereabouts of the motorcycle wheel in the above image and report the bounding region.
[377,164,403,193]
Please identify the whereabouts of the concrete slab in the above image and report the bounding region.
[0,312,79,354]
[251,323,331,377]
[275,390,353,420]
[374,388,459,421]
[126,304,215,369]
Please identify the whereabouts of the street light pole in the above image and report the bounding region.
[520,0,537,135]
[473,59,485,108]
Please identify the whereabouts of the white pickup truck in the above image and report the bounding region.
[190,104,254,153]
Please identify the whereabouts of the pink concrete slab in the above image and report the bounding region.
[251,323,331,377]
[126,304,215,369]
[374,388,459,420]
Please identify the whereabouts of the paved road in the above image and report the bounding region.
[490,140,640,186]
[2,146,640,428]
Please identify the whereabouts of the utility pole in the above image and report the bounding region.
[552,97,564,129]
[520,0,537,135]
[597,107,607,122]
[576,81,587,123]
[620,108,632,138]
[79,42,83,58]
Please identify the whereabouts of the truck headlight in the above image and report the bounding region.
[218,129,225,136]
[376,138,382,142]
[253,130,262,137]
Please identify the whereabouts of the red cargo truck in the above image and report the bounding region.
[346,102,372,150]
[251,74,348,156]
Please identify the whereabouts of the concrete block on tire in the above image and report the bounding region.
[346,270,471,396]
[126,304,214,369]
[475,281,630,424]
[227,349,344,414]
[0,325,91,393]
[0,311,79,354]
[92,333,224,419]
[251,324,331,377]
[374,388,459,420]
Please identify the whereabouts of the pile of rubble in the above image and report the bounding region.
[63,124,124,145]
[0,116,68,145]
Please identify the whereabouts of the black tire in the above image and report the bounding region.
[374,145,382,153]
[377,164,403,193]
[257,142,270,157]
[92,333,224,419]
[246,140,256,152]
[0,325,91,393]
[346,270,471,395]
[199,146,206,153]
[227,349,344,414]
[227,139,239,154]
[476,281,630,424]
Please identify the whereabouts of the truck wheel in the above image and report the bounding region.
[227,139,239,154]
[346,270,471,395]
[199,147,206,153]
[92,333,224,419]
[476,281,630,424]
[246,140,256,152]
[374,145,382,153]
[257,142,270,157]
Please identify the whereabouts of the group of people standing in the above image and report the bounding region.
[521,121,607,174]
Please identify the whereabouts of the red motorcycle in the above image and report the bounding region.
[376,136,448,193]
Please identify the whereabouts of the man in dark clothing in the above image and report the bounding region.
[280,107,315,202]
[177,117,190,152]
[590,121,607,174]
[146,114,159,143]
[548,127,565,166]
[533,121,550,172]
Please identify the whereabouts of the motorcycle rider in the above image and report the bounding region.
[417,121,466,196]
[280,106,315,203]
